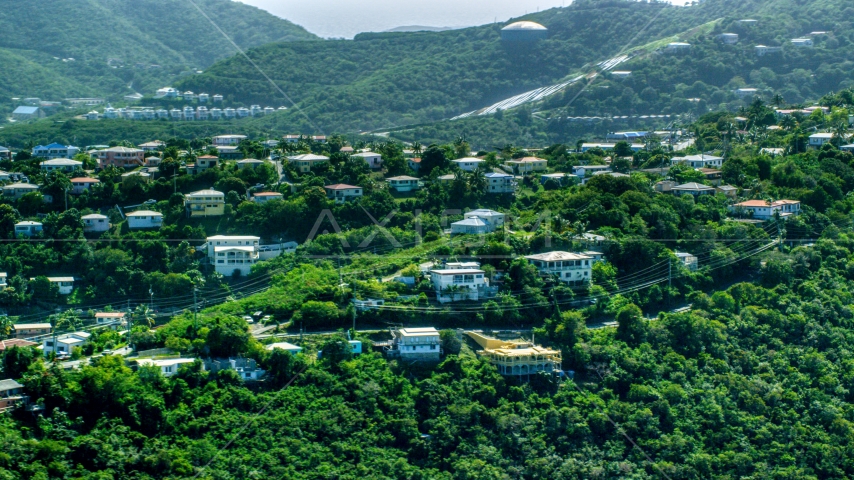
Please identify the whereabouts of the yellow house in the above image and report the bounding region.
[467,331,561,378]
[504,157,548,174]
[185,189,225,217]
[287,153,329,173]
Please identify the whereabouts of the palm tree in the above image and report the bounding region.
[412,141,422,156]
[133,305,155,328]
[831,121,850,147]
[772,93,784,107]
[780,115,797,131]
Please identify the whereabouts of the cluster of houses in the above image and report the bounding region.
[84,105,287,122]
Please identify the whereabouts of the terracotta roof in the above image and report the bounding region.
[0,339,37,351]
[324,184,360,190]
[197,155,218,159]
[254,192,283,196]
[735,200,771,207]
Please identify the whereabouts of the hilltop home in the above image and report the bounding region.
[464,209,505,228]
[670,182,716,197]
[126,210,163,229]
[504,157,547,174]
[729,199,801,219]
[0,146,11,161]
[82,214,110,233]
[0,379,25,412]
[96,147,144,168]
[676,251,699,271]
[525,251,593,286]
[212,135,247,146]
[324,184,362,203]
[32,143,80,159]
[572,165,611,178]
[204,235,260,277]
[484,172,516,193]
[252,192,283,203]
[287,153,329,173]
[0,339,37,352]
[189,155,220,174]
[387,327,441,361]
[430,269,488,303]
[11,323,51,339]
[387,176,420,192]
[40,158,83,173]
[467,332,561,378]
[42,332,91,357]
[451,157,485,172]
[94,312,126,329]
[236,158,266,170]
[450,217,493,235]
[14,221,43,237]
[138,140,165,152]
[136,358,199,377]
[808,133,841,148]
[185,189,225,217]
[30,277,74,295]
[670,154,723,168]
[353,151,383,169]
[70,177,100,194]
[215,146,242,160]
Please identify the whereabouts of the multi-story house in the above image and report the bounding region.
[386,327,441,361]
[729,200,801,220]
[70,177,100,194]
[430,268,488,303]
[32,143,80,159]
[96,147,145,169]
[184,189,225,217]
[287,153,329,173]
[525,251,594,286]
[212,135,247,146]
[204,235,260,276]
[40,158,83,173]
[484,172,516,193]
[353,151,383,169]
[324,184,362,203]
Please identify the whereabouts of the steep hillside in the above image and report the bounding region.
[174,0,854,139]
[0,0,315,102]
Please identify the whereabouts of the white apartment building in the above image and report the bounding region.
[205,235,260,277]
[430,269,488,303]
[389,327,441,361]
[525,251,593,286]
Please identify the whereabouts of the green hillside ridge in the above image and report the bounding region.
[0,0,315,104]
[170,0,854,140]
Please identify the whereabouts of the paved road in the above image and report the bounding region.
[673,138,695,152]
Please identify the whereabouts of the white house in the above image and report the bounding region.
[32,143,80,159]
[138,141,165,152]
[266,342,303,354]
[572,165,611,178]
[735,88,759,98]
[464,209,504,228]
[287,153,329,173]
[14,221,43,237]
[40,158,83,173]
[42,332,90,357]
[484,172,515,193]
[430,269,488,303]
[324,184,362,203]
[755,45,782,56]
[718,33,739,44]
[665,42,691,53]
[126,210,163,229]
[353,151,383,169]
[94,312,126,329]
[136,358,199,376]
[30,277,75,295]
[387,176,420,192]
[70,177,100,195]
[82,214,110,233]
[525,251,593,286]
[389,327,441,361]
[729,200,801,219]
[675,252,698,271]
[670,182,716,197]
[258,241,298,260]
[212,135,247,146]
[670,154,723,168]
[205,235,260,277]
[452,158,485,172]
[252,192,284,203]
[809,133,836,148]
[450,217,493,235]
[4,183,39,200]
[791,38,813,47]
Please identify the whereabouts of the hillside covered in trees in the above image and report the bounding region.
[175,0,854,140]
[0,0,315,105]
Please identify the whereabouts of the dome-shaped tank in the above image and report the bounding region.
[501,21,548,43]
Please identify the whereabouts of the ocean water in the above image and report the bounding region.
[235,0,570,39]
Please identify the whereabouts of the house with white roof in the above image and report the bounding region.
[353,151,383,169]
[40,158,83,173]
[15,221,42,237]
[32,143,80,159]
[665,42,691,53]
[324,184,362,203]
[42,332,90,357]
[136,358,199,376]
[572,165,611,178]
[30,277,75,295]
[204,235,260,276]
[94,312,126,329]
[452,158,485,172]
[236,158,266,170]
[429,269,488,303]
[670,154,723,168]
[0,379,26,411]
[212,135,247,146]
[82,214,110,233]
[126,210,163,229]
[138,141,165,152]
[3,183,39,201]
[387,176,420,192]
[791,38,813,47]
[504,157,547,174]
[809,132,840,148]
[387,327,441,361]
[450,217,492,235]
[0,146,11,161]
[525,251,593,286]
[670,183,716,197]
[185,189,225,217]
[484,172,515,193]
[96,147,145,169]
[266,342,303,354]
[287,153,329,173]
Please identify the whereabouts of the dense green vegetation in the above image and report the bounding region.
[0,0,315,111]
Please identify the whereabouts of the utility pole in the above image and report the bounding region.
[193,286,198,334]
[668,257,672,308]
[149,287,153,310]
